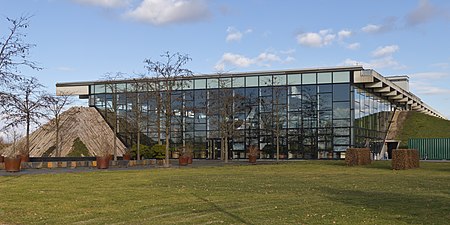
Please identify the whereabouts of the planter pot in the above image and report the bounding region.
[172,151,180,159]
[279,154,287,159]
[188,156,193,164]
[200,150,207,159]
[123,153,131,160]
[179,156,189,166]
[5,156,21,172]
[0,155,4,163]
[20,153,30,163]
[248,155,257,164]
[96,156,110,169]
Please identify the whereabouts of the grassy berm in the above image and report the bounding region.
[0,161,449,224]
[396,111,450,146]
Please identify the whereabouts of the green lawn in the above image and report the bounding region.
[1,161,449,225]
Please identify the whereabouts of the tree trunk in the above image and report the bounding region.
[55,117,60,157]
[224,136,229,163]
[137,114,141,160]
[26,113,30,155]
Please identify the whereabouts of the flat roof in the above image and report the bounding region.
[56,66,364,87]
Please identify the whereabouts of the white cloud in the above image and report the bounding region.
[410,81,450,95]
[409,72,449,79]
[297,29,336,47]
[56,66,75,72]
[125,0,210,25]
[73,0,130,8]
[284,56,296,63]
[361,24,382,33]
[337,29,352,40]
[346,42,360,50]
[406,0,443,26]
[225,27,252,42]
[372,45,399,57]
[215,51,285,71]
[431,62,450,69]
[342,56,405,70]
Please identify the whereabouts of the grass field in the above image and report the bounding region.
[0,161,449,225]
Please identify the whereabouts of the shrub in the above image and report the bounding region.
[392,149,420,170]
[68,138,90,157]
[345,148,371,166]
[130,144,152,159]
[151,144,166,159]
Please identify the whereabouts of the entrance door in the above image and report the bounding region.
[386,142,398,159]
[207,139,221,159]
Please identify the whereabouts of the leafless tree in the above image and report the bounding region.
[0,15,41,85]
[100,72,125,160]
[0,76,46,156]
[207,75,246,163]
[144,52,193,167]
[42,93,74,157]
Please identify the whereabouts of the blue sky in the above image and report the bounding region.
[2,0,450,118]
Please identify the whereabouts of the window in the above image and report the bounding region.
[303,73,316,84]
[333,71,350,83]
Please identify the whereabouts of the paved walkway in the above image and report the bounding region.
[0,159,289,176]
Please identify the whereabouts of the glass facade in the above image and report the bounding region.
[89,69,398,159]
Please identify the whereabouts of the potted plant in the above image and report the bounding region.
[96,148,111,169]
[3,151,21,172]
[171,147,180,159]
[185,144,193,164]
[248,145,259,164]
[123,148,132,160]
[178,146,189,166]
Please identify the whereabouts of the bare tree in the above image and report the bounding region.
[144,52,193,167]
[100,72,125,161]
[0,16,40,85]
[42,93,74,157]
[207,76,246,163]
[0,76,46,157]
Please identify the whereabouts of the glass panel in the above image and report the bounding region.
[219,77,232,88]
[232,77,244,88]
[287,74,301,85]
[260,75,272,86]
[194,79,206,89]
[302,73,316,84]
[318,93,332,110]
[317,72,332,84]
[246,76,258,87]
[207,78,218,89]
[318,84,332,93]
[273,74,287,86]
[94,84,105,94]
[333,71,350,83]
[333,102,350,119]
[183,80,193,90]
[333,84,350,101]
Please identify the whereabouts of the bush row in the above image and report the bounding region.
[392,149,420,170]
[345,148,371,166]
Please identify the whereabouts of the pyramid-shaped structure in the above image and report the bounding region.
[3,107,127,157]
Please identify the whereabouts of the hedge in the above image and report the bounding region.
[345,148,371,166]
[392,149,420,170]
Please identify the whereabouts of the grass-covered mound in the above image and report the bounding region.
[396,111,450,147]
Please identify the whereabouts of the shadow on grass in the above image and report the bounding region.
[191,193,250,224]
[321,187,450,224]
[327,160,393,171]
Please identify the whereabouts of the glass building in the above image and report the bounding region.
[57,66,444,159]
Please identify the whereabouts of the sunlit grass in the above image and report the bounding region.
[0,161,449,224]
